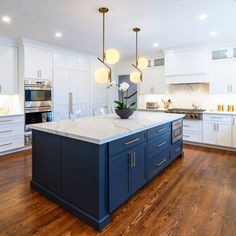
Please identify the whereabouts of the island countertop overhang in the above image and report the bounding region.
[30,111,185,144]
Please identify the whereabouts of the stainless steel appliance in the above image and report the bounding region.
[172,119,183,143]
[24,80,53,132]
[167,108,205,120]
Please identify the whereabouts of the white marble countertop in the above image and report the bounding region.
[0,113,24,117]
[203,110,236,115]
[30,111,185,144]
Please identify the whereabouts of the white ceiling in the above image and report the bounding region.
[0,0,236,58]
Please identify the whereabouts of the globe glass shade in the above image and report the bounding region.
[138,57,148,69]
[130,71,141,83]
[106,49,120,64]
[94,68,109,84]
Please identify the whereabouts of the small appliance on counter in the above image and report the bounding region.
[146,102,159,109]
[166,108,206,120]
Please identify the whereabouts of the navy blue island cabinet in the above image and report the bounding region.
[31,119,183,231]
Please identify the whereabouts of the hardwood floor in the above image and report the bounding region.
[0,145,236,236]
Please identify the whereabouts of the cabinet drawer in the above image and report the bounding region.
[170,141,182,162]
[109,131,146,156]
[148,132,171,159]
[183,120,202,132]
[148,150,170,180]
[148,123,171,140]
[183,131,202,143]
[0,123,24,139]
[0,115,24,126]
[0,136,24,153]
[203,114,232,123]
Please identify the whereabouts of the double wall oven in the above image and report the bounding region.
[24,80,52,145]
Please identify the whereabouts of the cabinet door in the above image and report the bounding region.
[165,52,185,76]
[233,116,236,148]
[0,44,17,94]
[203,121,217,145]
[217,122,232,147]
[230,60,236,93]
[109,150,130,212]
[25,46,52,80]
[209,61,230,94]
[130,144,147,194]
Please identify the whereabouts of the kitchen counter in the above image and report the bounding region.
[31,112,184,231]
[204,110,236,115]
[31,111,184,144]
[0,113,24,117]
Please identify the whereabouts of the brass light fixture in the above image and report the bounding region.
[94,7,120,84]
[130,28,148,83]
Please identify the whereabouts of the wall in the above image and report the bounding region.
[0,95,21,114]
[138,84,236,111]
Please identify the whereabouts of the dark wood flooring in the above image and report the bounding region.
[0,145,236,236]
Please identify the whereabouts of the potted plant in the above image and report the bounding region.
[107,82,136,119]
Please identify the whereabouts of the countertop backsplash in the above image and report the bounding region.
[138,83,236,112]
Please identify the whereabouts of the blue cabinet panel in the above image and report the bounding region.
[148,150,170,180]
[109,149,130,212]
[109,131,146,156]
[148,132,171,159]
[130,143,147,194]
[170,141,183,162]
[148,123,171,140]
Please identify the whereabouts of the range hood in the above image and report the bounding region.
[165,73,209,84]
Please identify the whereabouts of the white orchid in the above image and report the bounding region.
[119,82,130,92]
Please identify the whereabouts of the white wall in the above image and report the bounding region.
[138,84,236,111]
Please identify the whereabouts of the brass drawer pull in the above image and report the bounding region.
[0,142,12,147]
[155,141,167,148]
[0,130,12,134]
[154,159,167,167]
[0,119,12,122]
[156,128,167,133]
[174,148,181,152]
[124,138,140,145]
[183,125,190,127]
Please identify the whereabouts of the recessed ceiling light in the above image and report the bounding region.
[55,32,62,38]
[2,16,11,24]
[210,31,217,37]
[199,14,208,21]
[153,43,159,47]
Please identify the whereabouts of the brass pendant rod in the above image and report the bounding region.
[135,30,138,66]
[102,11,105,61]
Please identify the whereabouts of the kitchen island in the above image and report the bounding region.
[30,111,184,231]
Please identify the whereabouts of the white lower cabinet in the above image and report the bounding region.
[203,114,232,147]
[183,120,203,143]
[233,116,236,148]
[0,115,24,154]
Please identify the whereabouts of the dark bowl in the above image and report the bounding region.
[115,109,135,119]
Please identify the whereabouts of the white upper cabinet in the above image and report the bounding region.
[0,44,18,94]
[165,48,208,84]
[24,46,53,80]
[139,66,166,95]
[233,116,236,148]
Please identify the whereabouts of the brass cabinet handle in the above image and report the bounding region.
[124,138,140,145]
[156,128,167,133]
[154,159,167,167]
[0,130,12,134]
[183,135,189,138]
[0,142,12,147]
[155,141,167,148]
[183,125,190,127]
[0,119,12,122]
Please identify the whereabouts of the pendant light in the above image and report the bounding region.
[130,28,148,83]
[94,7,120,84]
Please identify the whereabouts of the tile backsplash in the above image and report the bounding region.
[0,95,22,114]
[138,83,236,111]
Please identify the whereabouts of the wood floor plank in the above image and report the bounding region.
[0,146,236,236]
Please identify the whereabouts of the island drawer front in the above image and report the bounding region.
[148,123,171,140]
[0,115,24,126]
[170,141,183,162]
[109,131,146,156]
[148,132,171,159]
[0,136,24,153]
[148,150,170,180]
